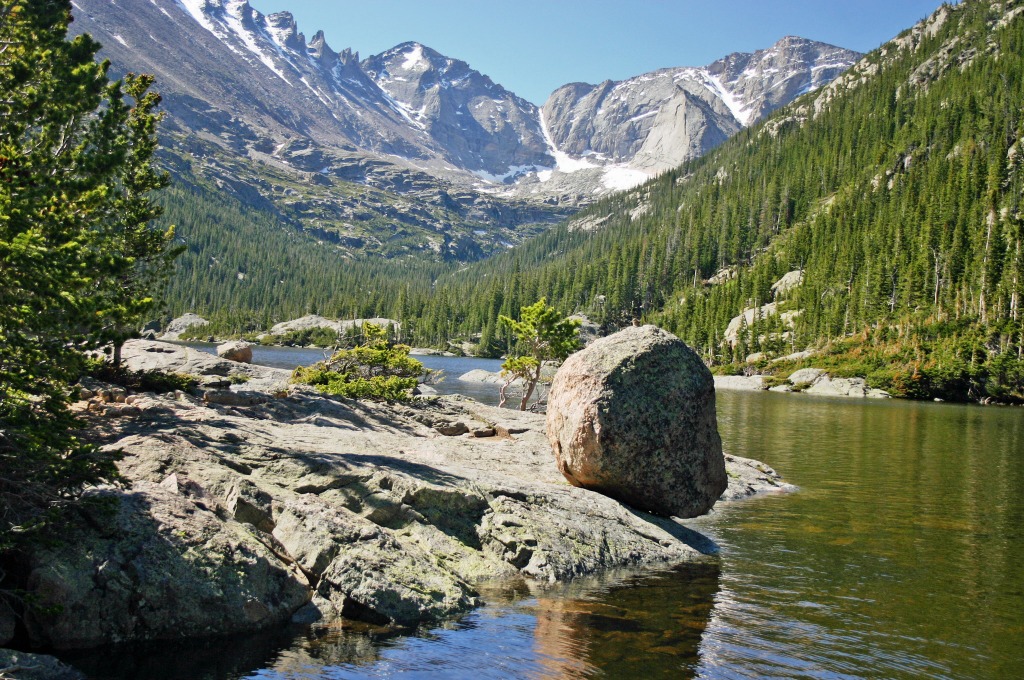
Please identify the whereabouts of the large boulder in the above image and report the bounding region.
[546,325,726,518]
[217,340,253,363]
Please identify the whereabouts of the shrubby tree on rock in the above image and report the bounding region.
[291,323,428,401]
[0,0,176,545]
[499,298,581,410]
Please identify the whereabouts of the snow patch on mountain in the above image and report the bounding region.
[538,110,596,175]
[472,164,543,183]
[602,166,651,191]
[401,44,428,71]
[176,0,221,39]
[176,0,291,84]
[703,72,753,126]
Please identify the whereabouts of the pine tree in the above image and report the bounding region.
[0,0,175,544]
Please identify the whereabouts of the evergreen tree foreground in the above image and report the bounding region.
[0,0,176,548]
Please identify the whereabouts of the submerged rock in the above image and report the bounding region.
[546,325,727,518]
[719,454,798,501]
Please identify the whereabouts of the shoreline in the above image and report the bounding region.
[0,340,792,658]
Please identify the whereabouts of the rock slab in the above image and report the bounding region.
[5,341,787,651]
[546,325,727,518]
[217,340,253,363]
[0,649,85,679]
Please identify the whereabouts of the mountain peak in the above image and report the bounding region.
[370,41,459,75]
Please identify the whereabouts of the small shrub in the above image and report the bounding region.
[291,324,426,402]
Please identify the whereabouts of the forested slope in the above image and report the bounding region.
[155,183,444,330]
[416,0,1024,400]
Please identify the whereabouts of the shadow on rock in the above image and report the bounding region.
[9,485,309,651]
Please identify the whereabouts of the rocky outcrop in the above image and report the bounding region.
[3,341,788,651]
[22,485,310,649]
[713,375,769,391]
[121,339,289,392]
[362,42,551,177]
[787,368,826,385]
[159,313,209,341]
[457,369,506,385]
[217,340,253,363]
[771,270,805,298]
[713,367,890,398]
[536,37,860,195]
[546,326,727,518]
[804,375,890,399]
[779,368,889,398]
[0,650,85,679]
[723,302,801,347]
[268,316,399,337]
[458,364,558,386]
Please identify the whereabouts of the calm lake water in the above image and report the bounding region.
[63,348,1024,678]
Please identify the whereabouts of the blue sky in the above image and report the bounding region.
[247,1,947,105]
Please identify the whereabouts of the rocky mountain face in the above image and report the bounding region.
[362,43,551,178]
[528,37,861,200]
[69,0,859,260]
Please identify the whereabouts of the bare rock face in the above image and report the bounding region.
[217,340,253,363]
[4,341,788,651]
[546,325,727,518]
[159,313,208,340]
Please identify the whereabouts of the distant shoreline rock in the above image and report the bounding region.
[158,313,209,341]
[269,315,400,337]
[714,370,890,399]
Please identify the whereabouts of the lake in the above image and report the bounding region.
[64,347,1024,678]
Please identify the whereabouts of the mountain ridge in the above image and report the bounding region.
[71,0,860,261]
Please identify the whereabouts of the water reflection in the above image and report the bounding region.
[523,563,721,679]
[59,564,722,679]
[260,563,723,679]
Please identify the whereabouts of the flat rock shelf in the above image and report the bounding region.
[8,340,792,654]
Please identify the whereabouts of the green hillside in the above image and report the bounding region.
[165,0,1024,401]
[406,0,1024,400]
[154,181,450,329]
